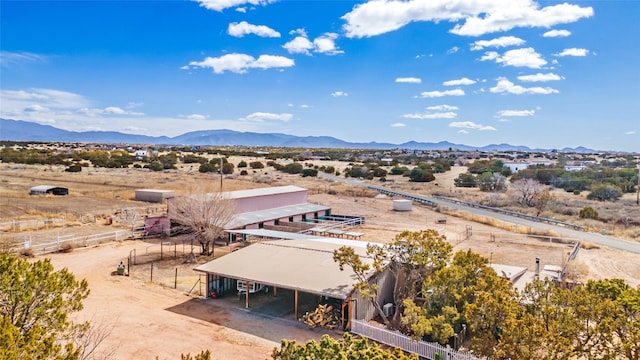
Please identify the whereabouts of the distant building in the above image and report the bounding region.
[29,185,69,196]
[135,189,176,203]
[502,161,531,173]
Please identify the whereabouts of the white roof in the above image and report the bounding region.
[225,202,330,229]
[227,229,374,248]
[223,185,307,199]
[194,239,374,299]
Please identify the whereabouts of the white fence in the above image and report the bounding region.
[17,230,133,256]
[351,320,480,360]
[0,217,66,232]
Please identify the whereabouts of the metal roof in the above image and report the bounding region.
[30,185,59,192]
[194,239,375,299]
[226,229,375,248]
[225,202,330,229]
[223,185,307,199]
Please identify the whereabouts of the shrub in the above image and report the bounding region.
[249,161,264,169]
[65,163,82,172]
[301,168,318,177]
[587,184,622,202]
[237,160,247,168]
[579,206,599,220]
[240,170,248,176]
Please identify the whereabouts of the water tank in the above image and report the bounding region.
[383,303,394,317]
[392,199,412,211]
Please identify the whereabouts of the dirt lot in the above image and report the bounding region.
[2,162,640,359]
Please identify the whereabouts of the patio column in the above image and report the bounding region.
[245,283,249,308]
[294,290,298,319]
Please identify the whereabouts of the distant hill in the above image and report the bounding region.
[0,118,597,152]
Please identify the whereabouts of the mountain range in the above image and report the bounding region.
[0,118,598,153]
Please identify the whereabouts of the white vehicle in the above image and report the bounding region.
[237,280,265,294]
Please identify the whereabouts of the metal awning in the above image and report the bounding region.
[194,239,374,300]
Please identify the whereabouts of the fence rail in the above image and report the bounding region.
[433,196,586,231]
[351,320,480,360]
[18,230,131,256]
[0,217,66,232]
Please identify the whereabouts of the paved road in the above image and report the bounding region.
[318,173,640,254]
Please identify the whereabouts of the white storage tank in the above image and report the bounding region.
[392,199,412,211]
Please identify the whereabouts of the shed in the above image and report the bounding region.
[392,199,412,211]
[29,185,69,196]
[135,189,176,203]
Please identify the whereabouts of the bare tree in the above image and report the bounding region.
[533,188,555,216]
[511,178,543,207]
[168,187,235,257]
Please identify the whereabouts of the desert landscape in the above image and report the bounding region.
[1,158,639,359]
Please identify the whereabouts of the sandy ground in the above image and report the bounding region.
[3,162,640,359]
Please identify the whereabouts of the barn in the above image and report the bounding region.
[29,185,69,196]
[168,185,332,235]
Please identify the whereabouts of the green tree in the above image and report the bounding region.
[271,333,418,360]
[587,184,623,201]
[453,173,476,188]
[579,206,599,219]
[477,172,506,192]
[0,253,90,360]
[408,167,435,182]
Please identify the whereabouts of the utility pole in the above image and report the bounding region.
[636,167,639,205]
[219,155,223,192]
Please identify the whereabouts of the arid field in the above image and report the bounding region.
[1,160,639,359]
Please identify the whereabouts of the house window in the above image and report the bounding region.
[259,222,264,229]
[289,216,294,222]
[275,219,280,225]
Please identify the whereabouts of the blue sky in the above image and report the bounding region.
[1,0,638,152]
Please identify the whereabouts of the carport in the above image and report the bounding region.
[194,238,375,327]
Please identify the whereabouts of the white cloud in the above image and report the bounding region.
[403,111,457,119]
[391,123,406,127]
[471,36,526,51]
[497,109,535,117]
[0,51,47,68]
[187,53,294,74]
[313,33,344,55]
[625,130,636,135]
[283,33,343,55]
[78,106,144,117]
[449,121,496,131]
[481,47,547,68]
[543,29,571,38]
[396,77,422,84]
[24,104,50,112]
[300,104,310,108]
[555,48,589,57]
[283,36,314,55]
[1,88,90,110]
[517,72,563,82]
[419,89,465,98]
[182,114,208,120]
[447,46,460,54]
[427,105,458,111]
[341,0,593,38]
[235,7,246,13]
[196,0,275,12]
[242,112,293,122]
[490,78,559,95]
[457,130,469,134]
[228,21,280,38]
[443,77,476,86]
[289,28,307,37]
[331,91,349,97]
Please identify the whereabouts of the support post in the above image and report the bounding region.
[294,290,299,320]
[245,283,249,309]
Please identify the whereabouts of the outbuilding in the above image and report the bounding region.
[135,189,176,203]
[29,185,69,196]
[194,235,392,329]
